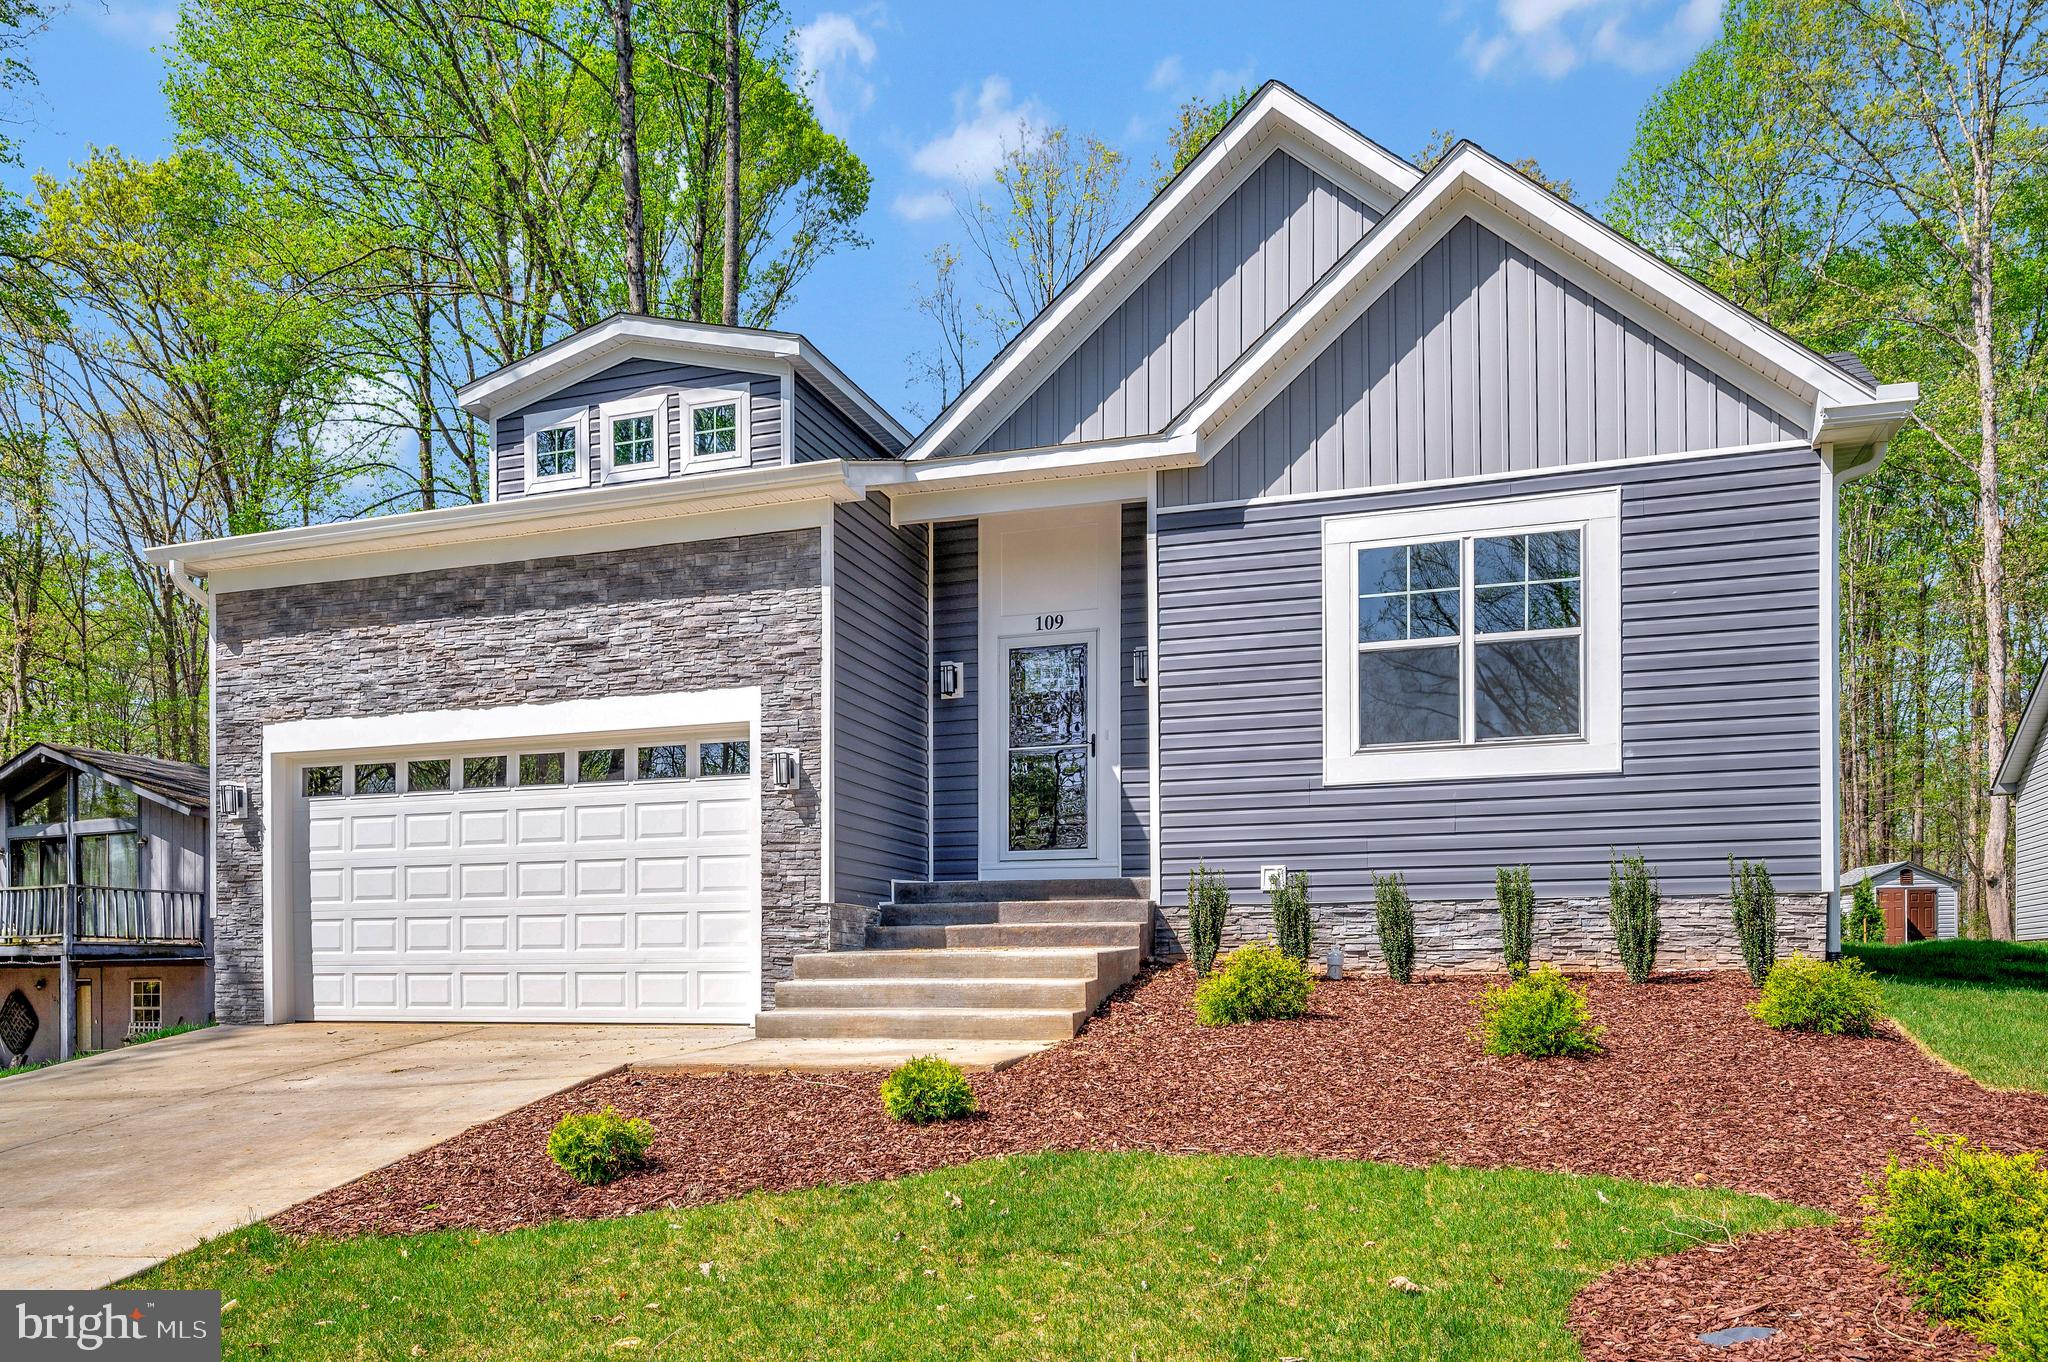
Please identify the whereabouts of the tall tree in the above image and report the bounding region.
[1412,129,1576,201]
[1153,86,1252,190]
[952,124,1128,340]
[613,0,649,313]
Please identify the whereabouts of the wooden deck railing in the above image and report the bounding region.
[0,885,204,944]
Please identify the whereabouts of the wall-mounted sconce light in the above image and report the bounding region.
[1131,646,1151,688]
[217,780,250,820]
[768,749,803,790]
[936,660,964,700]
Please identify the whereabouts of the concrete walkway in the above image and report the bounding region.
[0,1020,746,1289]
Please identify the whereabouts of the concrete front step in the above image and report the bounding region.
[794,946,1137,981]
[776,976,1104,1013]
[891,877,1149,905]
[755,1007,1087,1042]
[877,899,1153,928]
[866,921,1147,951]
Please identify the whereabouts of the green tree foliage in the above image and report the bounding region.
[1269,871,1312,962]
[1730,857,1779,987]
[1154,86,1252,190]
[1411,129,1575,201]
[1495,865,1535,973]
[1849,875,1885,943]
[1187,862,1228,977]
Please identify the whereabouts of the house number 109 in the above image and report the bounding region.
[1035,613,1065,631]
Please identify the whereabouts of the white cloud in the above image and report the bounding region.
[84,1,177,48]
[906,75,1049,186]
[791,10,880,135]
[1461,0,1719,80]
[890,189,952,222]
[1147,55,1184,92]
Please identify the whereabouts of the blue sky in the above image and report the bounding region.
[9,0,1724,425]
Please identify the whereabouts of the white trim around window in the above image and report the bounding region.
[1321,486,1622,786]
[523,404,587,494]
[599,395,670,484]
[682,388,750,472]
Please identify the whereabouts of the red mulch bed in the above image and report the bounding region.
[274,965,2048,1355]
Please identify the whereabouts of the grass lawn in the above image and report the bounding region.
[131,1152,1819,1361]
[1847,939,2048,1092]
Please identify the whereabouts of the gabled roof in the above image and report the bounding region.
[1996,670,2048,795]
[456,314,911,453]
[905,81,1422,461]
[1841,860,1959,890]
[0,743,209,818]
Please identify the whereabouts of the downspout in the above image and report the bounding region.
[1825,441,1887,958]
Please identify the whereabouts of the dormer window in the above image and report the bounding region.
[684,391,748,471]
[523,406,585,494]
[601,396,669,484]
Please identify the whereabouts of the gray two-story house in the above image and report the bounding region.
[149,84,1915,1043]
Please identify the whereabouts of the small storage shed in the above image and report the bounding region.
[1840,861,1959,943]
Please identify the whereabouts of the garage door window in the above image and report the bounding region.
[578,748,626,782]
[304,765,343,796]
[519,752,566,786]
[701,741,750,776]
[638,744,688,780]
[353,762,398,795]
[463,755,507,789]
[407,758,451,792]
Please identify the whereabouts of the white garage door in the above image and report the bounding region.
[298,733,759,1023]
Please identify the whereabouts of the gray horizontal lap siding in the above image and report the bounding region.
[1160,218,1807,508]
[2019,766,2048,940]
[494,357,782,498]
[931,522,978,880]
[794,376,894,461]
[978,151,1379,454]
[1156,446,1825,905]
[831,494,931,905]
[1121,502,1150,877]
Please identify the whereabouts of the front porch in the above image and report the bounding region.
[0,884,207,957]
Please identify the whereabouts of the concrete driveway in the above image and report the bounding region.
[0,1021,747,1289]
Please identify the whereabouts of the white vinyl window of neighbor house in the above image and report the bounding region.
[129,978,162,1037]
[683,390,749,471]
[601,396,668,484]
[1321,487,1622,786]
[523,406,586,494]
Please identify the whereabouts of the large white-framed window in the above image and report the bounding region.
[1321,487,1621,786]
[601,395,669,484]
[523,405,586,494]
[683,389,749,472]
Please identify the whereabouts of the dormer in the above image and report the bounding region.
[457,316,909,501]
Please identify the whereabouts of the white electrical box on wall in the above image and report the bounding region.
[1259,864,1287,894]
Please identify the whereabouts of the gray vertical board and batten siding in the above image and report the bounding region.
[830,493,931,906]
[139,803,208,896]
[493,357,782,498]
[1120,503,1151,876]
[2018,763,2048,939]
[930,522,979,880]
[1160,218,1806,508]
[1155,445,1825,903]
[976,151,1381,455]
[793,376,895,461]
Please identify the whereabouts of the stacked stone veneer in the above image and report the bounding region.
[210,530,825,1022]
[1151,894,1829,973]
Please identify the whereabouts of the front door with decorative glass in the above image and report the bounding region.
[1005,636,1093,859]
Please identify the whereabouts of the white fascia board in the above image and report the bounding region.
[1813,383,1919,463]
[1174,147,1883,453]
[879,436,1196,524]
[457,315,911,450]
[888,469,1158,526]
[145,460,858,587]
[904,84,1420,463]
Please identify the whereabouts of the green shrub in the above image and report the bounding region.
[547,1105,655,1186]
[1495,865,1535,974]
[1864,1130,2048,1329]
[1475,965,1604,1058]
[1374,872,1416,983]
[1986,1262,2048,1362]
[1193,943,1314,1025]
[1271,871,1312,962]
[1848,874,1884,945]
[1750,954,1885,1035]
[1608,852,1661,984]
[1188,863,1228,977]
[1846,937,2048,989]
[879,1056,979,1124]
[1730,856,1778,987]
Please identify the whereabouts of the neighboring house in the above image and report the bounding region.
[1840,861,1958,943]
[0,744,211,1064]
[1995,672,2048,940]
[146,84,1916,1039]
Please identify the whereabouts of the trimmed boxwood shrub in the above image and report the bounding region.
[1475,965,1604,1058]
[547,1105,655,1186]
[1750,954,1885,1035]
[879,1055,978,1124]
[1374,872,1416,984]
[1864,1130,2048,1332]
[1188,863,1228,977]
[1729,855,1778,987]
[1271,871,1312,963]
[1495,865,1534,974]
[1608,851,1661,984]
[1194,943,1314,1026]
